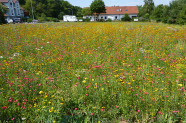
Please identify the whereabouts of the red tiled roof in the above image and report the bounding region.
[100,6,138,15]
[0,0,9,2]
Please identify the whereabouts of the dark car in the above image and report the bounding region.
[13,18,22,23]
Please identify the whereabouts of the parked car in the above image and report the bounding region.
[6,19,13,24]
[13,18,22,23]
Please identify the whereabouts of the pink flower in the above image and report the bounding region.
[91,113,94,116]
[137,110,140,112]
[101,108,103,111]
[158,111,163,115]
[85,94,88,96]
[11,117,15,120]
[74,108,77,110]
[173,111,175,113]
[17,103,20,106]
[116,106,119,108]
[2,106,7,110]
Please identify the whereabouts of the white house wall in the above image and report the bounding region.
[84,14,137,21]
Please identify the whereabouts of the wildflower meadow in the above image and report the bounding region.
[0,22,185,122]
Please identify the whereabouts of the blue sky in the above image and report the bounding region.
[66,0,173,8]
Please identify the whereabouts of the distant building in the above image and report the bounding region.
[0,0,24,20]
[63,15,78,22]
[84,6,138,21]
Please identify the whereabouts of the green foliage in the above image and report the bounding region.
[106,18,112,22]
[90,0,106,21]
[0,3,7,24]
[58,12,65,20]
[176,5,186,25]
[81,7,92,16]
[121,14,131,21]
[151,4,164,22]
[22,0,82,19]
[83,18,90,22]
[138,0,154,20]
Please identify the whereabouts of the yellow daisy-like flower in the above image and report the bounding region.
[49,107,54,112]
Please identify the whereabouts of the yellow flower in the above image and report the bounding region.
[39,91,43,94]
[178,84,182,87]
[101,88,104,91]
[43,106,46,108]
[34,103,37,107]
[49,107,54,112]
[82,80,86,83]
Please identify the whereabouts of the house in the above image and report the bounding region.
[84,6,138,21]
[0,0,24,20]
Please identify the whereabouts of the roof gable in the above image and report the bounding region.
[100,6,138,15]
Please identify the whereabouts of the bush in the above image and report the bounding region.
[83,18,90,22]
[106,18,112,22]
[27,18,33,23]
[121,14,131,21]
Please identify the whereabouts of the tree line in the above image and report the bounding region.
[1,0,185,24]
[20,0,82,21]
[138,0,186,25]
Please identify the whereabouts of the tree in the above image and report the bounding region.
[90,0,106,21]
[121,14,131,21]
[81,7,92,16]
[144,0,155,20]
[151,4,164,22]
[176,4,186,25]
[0,3,7,24]
[138,0,154,21]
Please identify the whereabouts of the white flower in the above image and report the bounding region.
[0,56,3,58]
[13,53,20,57]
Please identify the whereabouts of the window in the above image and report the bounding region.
[115,16,117,19]
[18,10,20,15]
[105,16,107,19]
[116,9,120,11]
[10,2,12,6]
[11,9,14,15]
[17,4,19,8]
[101,16,103,19]
[125,9,128,11]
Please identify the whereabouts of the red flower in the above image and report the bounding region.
[2,106,7,110]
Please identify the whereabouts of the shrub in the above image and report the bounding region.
[121,14,131,21]
[106,18,112,22]
[83,18,90,22]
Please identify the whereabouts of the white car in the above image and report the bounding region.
[6,19,13,24]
